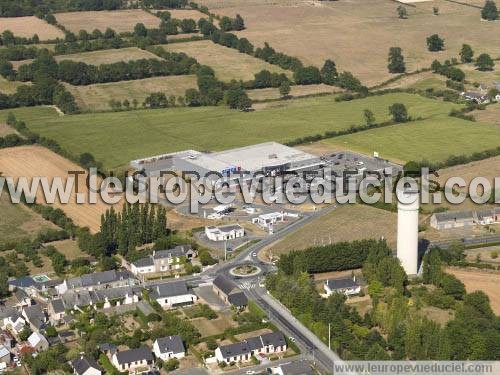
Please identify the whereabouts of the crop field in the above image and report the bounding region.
[265,204,398,258]
[446,267,500,315]
[0,93,459,169]
[0,194,57,244]
[55,9,161,33]
[0,145,118,232]
[0,16,64,40]
[66,75,198,112]
[162,40,290,81]
[473,104,500,126]
[11,47,160,70]
[321,115,500,164]
[210,0,500,86]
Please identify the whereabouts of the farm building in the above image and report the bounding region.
[430,208,500,230]
[461,92,490,104]
[323,277,361,297]
[205,224,245,241]
[252,211,299,230]
[212,275,248,309]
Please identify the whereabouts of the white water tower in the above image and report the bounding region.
[396,188,419,275]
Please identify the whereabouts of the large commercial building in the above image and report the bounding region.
[130,142,324,185]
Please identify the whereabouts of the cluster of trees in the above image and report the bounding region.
[250,69,290,89]
[481,0,498,20]
[143,0,189,8]
[184,65,224,106]
[78,203,169,258]
[219,14,245,32]
[0,0,128,17]
[0,30,39,46]
[278,239,387,275]
[426,34,444,52]
[388,47,406,73]
[44,245,69,275]
[431,60,465,82]
[15,52,197,86]
[0,44,40,61]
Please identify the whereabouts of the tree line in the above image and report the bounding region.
[0,0,127,17]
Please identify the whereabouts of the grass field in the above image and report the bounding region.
[0,194,57,243]
[0,16,64,40]
[55,9,161,33]
[0,123,18,137]
[46,239,86,260]
[463,64,500,84]
[265,204,397,258]
[0,145,119,232]
[473,104,500,125]
[65,75,198,111]
[320,115,500,163]
[0,93,460,169]
[248,83,340,101]
[11,47,160,70]
[161,40,290,81]
[209,0,500,86]
[0,76,29,94]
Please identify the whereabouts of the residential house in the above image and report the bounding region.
[48,299,66,326]
[215,331,287,364]
[99,343,117,357]
[8,277,60,300]
[111,347,154,374]
[27,332,49,352]
[461,91,490,104]
[212,275,248,309]
[56,270,136,295]
[324,277,361,297]
[0,345,10,365]
[149,281,197,309]
[13,289,32,307]
[130,245,197,276]
[2,312,26,336]
[22,304,47,332]
[70,355,102,375]
[271,360,313,375]
[205,224,245,242]
[430,210,475,230]
[153,335,185,361]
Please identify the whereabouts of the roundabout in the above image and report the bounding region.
[229,264,262,278]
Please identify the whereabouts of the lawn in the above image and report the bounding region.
[321,116,500,163]
[0,194,57,244]
[55,9,161,33]
[66,75,198,112]
[0,93,460,169]
[161,40,291,81]
[209,0,500,86]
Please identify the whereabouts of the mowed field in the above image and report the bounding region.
[0,194,57,243]
[66,75,198,112]
[0,93,460,169]
[319,116,500,164]
[0,145,119,232]
[55,9,161,33]
[265,204,398,258]
[209,0,500,86]
[11,47,159,70]
[0,16,64,40]
[162,40,290,81]
[446,267,500,315]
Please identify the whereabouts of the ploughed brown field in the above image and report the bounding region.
[0,16,64,40]
[0,145,119,232]
[206,0,500,86]
[55,9,161,33]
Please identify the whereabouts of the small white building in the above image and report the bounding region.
[252,212,299,229]
[111,347,154,374]
[153,335,185,361]
[27,332,49,352]
[324,277,361,297]
[205,224,245,241]
[149,281,197,309]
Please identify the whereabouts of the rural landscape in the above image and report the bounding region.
[1,0,500,374]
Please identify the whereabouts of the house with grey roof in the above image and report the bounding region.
[130,245,197,276]
[153,335,185,361]
[205,224,245,241]
[48,299,66,325]
[149,281,197,309]
[1,311,26,336]
[430,210,475,230]
[212,275,248,309]
[324,277,361,297]
[22,304,47,332]
[27,332,49,352]
[215,331,287,364]
[70,355,102,375]
[56,270,136,295]
[271,360,313,375]
[111,347,154,373]
[461,91,490,104]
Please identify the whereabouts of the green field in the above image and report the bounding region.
[0,93,463,168]
[0,76,28,94]
[323,116,500,163]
